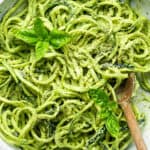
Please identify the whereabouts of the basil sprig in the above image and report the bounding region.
[89,89,120,137]
[14,18,71,60]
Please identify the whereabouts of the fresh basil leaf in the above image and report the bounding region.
[35,41,49,60]
[108,101,118,112]
[88,89,109,104]
[106,114,120,137]
[49,29,71,49]
[34,18,48,39]
[100,109,111,120]
[14,29,38,45]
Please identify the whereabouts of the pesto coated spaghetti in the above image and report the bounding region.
[0,0,150,150]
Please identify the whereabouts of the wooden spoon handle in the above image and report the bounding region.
[120,101,147,150]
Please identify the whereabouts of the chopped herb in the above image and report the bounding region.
[86,126,106,147]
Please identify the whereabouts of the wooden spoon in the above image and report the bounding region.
[118,73,147,150]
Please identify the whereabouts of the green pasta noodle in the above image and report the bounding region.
[0,0,150,150]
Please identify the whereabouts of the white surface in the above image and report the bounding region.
[0,0,150,149]
[0,140,15,150]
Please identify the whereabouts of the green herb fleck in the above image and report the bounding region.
[86,126,106,147]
